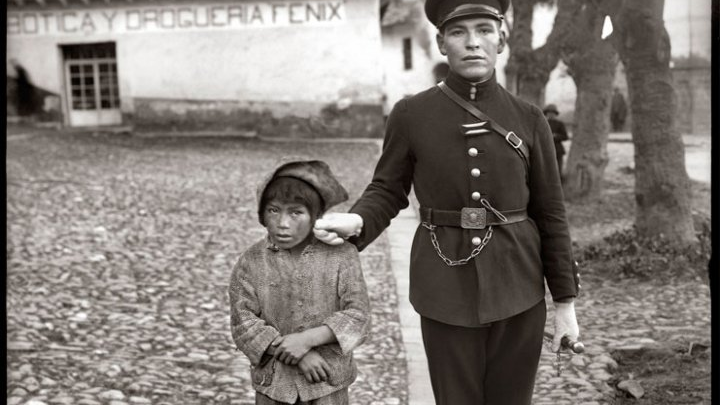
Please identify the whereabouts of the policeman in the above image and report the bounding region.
[314,1,580,403]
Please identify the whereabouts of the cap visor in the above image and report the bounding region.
[438,9,503,28]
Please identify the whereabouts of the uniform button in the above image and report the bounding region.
[471,168,481,177]
[468,148,478,157]
[472,237,482,245]
[297,300,303,307]
[471,192,481,201]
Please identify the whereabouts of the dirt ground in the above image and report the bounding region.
[609,343,711,404]
[562,137,712,404]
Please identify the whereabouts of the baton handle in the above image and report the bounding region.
[544,332,585,354]
[561,336,585,354]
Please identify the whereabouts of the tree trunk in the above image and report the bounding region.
[605,0,696,242]
[504,0,535,96]
[505,0,574,106]
[562,1,616,199]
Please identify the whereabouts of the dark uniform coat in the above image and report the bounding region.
[349,70,579,327]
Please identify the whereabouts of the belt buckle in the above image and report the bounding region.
[461,207,487,229]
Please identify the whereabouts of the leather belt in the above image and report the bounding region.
[420,206,528,230]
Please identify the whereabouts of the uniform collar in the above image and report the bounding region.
[444,69,498,102]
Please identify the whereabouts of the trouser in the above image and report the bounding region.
[611,117,625,132]
[255,388,348,405]
[556,154,565,178]
[421,300,546,405]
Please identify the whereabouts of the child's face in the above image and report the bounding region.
[263,199,314,250]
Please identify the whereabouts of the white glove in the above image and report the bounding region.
[552,301,580,352]
[313,213,363,246]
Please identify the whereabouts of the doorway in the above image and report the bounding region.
[62,42,121,127]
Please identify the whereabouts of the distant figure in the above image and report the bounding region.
[543,104,569,178]
[11,59,36,117]
[610,87,627,132]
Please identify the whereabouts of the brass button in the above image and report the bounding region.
[471,168,481,177]
[468,148,478,157]
[471,192,481,201]
[472,237,482,245]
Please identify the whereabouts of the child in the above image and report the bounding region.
[229,157,370,405]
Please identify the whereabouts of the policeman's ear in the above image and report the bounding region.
[497,25,507,54]
[436,32,447,56]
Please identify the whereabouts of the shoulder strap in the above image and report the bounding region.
[438,81,530,170]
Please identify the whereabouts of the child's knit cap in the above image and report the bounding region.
[256,157,349,225]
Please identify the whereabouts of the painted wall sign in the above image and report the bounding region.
[7,1,346,36]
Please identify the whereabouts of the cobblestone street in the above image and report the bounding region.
[6,130,407,405]
[6,128,711,404]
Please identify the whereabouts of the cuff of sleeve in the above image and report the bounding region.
[247,328,280,366]
[346,211,370,251]
[323,318,360,355]
[346,235,361,248]
[548,261,581,300]
[553,296,576,303]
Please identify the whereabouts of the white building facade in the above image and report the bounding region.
[7,0,386,137]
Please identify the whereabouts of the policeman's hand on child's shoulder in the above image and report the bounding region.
[272,332,313,365]
[312,227,345,245]
[298,350,332,384]
[313,213,364,245]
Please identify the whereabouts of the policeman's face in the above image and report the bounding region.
[437,17,505,83]
[263,199,314,251]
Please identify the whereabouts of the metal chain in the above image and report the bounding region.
[422,222,494,266]
[481,198,507,222]
[542,333,570,377]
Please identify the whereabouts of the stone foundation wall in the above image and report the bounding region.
[672,66,710,134]
[128,98,384,139]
